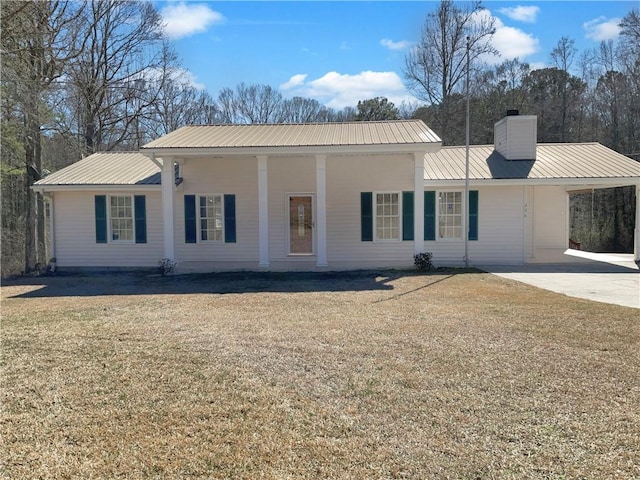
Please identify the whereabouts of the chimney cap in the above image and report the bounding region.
[506,109,519,116]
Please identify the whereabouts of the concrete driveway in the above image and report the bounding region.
[482,253,639,309]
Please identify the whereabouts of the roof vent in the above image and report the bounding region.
[506,109,519,116]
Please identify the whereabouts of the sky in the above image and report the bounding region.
[155,1,637,110]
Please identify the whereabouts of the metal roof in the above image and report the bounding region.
[424,143,640,181]
[34,152,160,186]
[33,141,639,189]
[141,120,441,150]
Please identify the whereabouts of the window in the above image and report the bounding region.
[375,192,400,240]
[110,195,133,242]
[199,195,223,241]
[438,191,462,239]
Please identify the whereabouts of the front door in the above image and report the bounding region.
[288,195,313,254]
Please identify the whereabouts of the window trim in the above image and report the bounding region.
[436,190,464,242]
[108,194,135,244]
[373,191,402,243]
[196,193,225,243]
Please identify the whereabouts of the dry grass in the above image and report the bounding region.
[1,271,639,479]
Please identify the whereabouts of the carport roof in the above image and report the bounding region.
[424,143,640,181]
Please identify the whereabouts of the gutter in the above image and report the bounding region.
[31,184,162,193]
[423,178,640,188]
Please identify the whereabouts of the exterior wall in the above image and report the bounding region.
[53,190,163,267]
[174,156,259,271]
[422,186,525,266]
[48,172,591,271]
[326,154,415,269]
[529,185,570,262]
[170,153,420,272]
[267,156,317,270]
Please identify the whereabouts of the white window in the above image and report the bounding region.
[375,192,400,241]
[199,195,223,242]
[110,195,133,242]
[438,191,462,239]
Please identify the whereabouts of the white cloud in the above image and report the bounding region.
[491,25,540,63]
[160,2,225,39]
[380,38,412,51]
[281,71,415,109]
[280,74,308,90]
[472,11,539,65]
[584,16,621,41]
[498,6,540,23]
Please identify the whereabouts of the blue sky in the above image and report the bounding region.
[157,1,637,109]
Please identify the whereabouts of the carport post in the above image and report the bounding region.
[635,185,640,262]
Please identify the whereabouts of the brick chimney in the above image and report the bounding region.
[494,110,537,160]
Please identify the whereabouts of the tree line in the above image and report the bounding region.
[1,0,638,276]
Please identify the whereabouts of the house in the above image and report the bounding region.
[32,114,640,272]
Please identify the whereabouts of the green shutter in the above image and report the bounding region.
[402,191,414,241]
[184,195,197,244]
[95,195,107,243]
[134,195,147,244]
[424,191,435,241]
[361,192,373,241]
[224,194,236,243]
[468,190,479,241]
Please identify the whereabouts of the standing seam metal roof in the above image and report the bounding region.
[34,152,161,186]
[423,143,640,180]
[141,120,442,149]
[33,141,639,187]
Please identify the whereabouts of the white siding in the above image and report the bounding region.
[531,185,569,262]
[422,186,525,266]
[174,156,259,263]
[326,154,415,269]
[267,156,317,268]
[494,116,537,160]
[53,190,163,267]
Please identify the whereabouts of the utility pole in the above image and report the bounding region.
[464,36,471,268]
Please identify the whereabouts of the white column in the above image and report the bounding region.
[161,156,175,260]
[47,193,55,262]
[258,155,269,267]
[316,154,328,267]
[635,185,640,262]
[414,152,425,256]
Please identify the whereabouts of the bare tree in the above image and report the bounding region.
[66,0,165,153]
[280,97,332,123]
[1,0,86,272]
[213,83,283,124]
[550,36,578,141]
[404,0,497,143]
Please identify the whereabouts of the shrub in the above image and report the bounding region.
[414,252,434,272]
[159,258,177,276]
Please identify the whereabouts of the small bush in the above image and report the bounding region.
[159,258,177,276]
[414,252,434,272]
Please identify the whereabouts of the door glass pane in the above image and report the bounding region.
[289,196,313,254]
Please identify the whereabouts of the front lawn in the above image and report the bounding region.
[1,271,638,479]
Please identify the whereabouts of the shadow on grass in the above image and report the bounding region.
[5,269,481,298]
